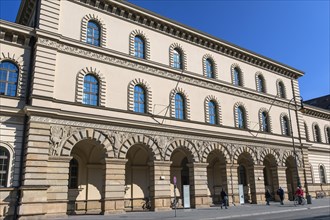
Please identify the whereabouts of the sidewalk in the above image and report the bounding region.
[51,198,330,220]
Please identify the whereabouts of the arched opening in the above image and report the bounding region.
[237,152,255,203]
[125,144,151,211]
[263,155,278,201]
[206,150,227,205]
[170,148,193,208]
[67,139,106,215]
[285,156,298,201]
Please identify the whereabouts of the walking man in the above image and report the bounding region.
[277,186,284,205]
[220,189,228,209]
[265,189,271,205]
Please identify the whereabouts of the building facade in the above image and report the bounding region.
[0,0,329,219]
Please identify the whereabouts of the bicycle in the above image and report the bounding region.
[142,197,151,210]
[293,196,306,206]
[171,197,179,209]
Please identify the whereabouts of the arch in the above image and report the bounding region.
[0,142,15,187]
[202,54,218,79]
[258,107,272,133]
[164,139,199,162]
[255,71,267,93]
[170,87,190,120]
[127,78,152,113]
[231,63,244,86]
[204,95,222,125]
[233,145,257,165]
[312,122,322,143]
[318,164,327,183]
[276,79,287,99]
[129,29,150,60]
[76,67,106,107]
[233,102,249,129]
[118,134,162,161]
[60,129,115,158]
[81,14,106,47]
[280,112,290,136]
[259,148,280,166]
[282,150,301,167]
[169,43,187,71]
[201,143,230,163]
[0,53,26,97]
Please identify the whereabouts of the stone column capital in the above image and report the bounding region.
[105,158,127,165]
[48,156,72,162]
[187,162,209,168]
[148,161,172,166]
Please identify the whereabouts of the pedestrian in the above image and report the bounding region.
[220,188,228,209]
[265,189,271,205]
[277,186,284,205]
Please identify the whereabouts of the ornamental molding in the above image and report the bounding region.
[81,14,107,47]
[127,78,152,113]
[202,54,218,79]
[37,37,293,109]
[129,29,150,60]
[204,95,222,125]
[69,0,303,79]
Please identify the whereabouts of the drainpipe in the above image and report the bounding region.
[13,0,40,219]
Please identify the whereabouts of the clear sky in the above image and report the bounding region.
[1,0,329,101]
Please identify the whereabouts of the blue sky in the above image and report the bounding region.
[1,0,329,101]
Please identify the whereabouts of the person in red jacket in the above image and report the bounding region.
[295,186,304,204]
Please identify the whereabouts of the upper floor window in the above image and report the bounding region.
[134,85,146,113]
[257,75,265,93]
[134,36,145,59]
[261,111,270,132]
[205,59,214,78]
[237,106,246,129]
[319,165,326,184]
[87,21,100,46]
[175,93,185,120]
[68,158,78,189]
[304,123,310,141]
[233,67,242,86]
[0,147,9,187]
[326,127,330,144]
[278,81,286,98]
[83,74,99,106]
[208,101,217,125]
[0,61,18,97]
[173,49,182,69]
[314,124,321,143]
[282,116,290,136]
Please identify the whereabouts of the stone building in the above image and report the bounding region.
[0,0,329,219]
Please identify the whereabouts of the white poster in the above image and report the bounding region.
[238,184,245,204]
[183,185,190,208]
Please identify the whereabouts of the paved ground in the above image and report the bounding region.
[51,198,330,220]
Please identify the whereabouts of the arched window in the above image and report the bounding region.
[233,67,242,86]
[237,106,246,129]
[278,81,286,98]
[257,75,265,93]
[134,36,145,59]
[319,165,326,184]
[261,111,269,132]
[238,165,247,186]
[68,158,78,189]
[86,21,100,46]
[175,93,185,120]
[173,49,182,69]
[314,124,321,143]
[134,85,145,113]
[304,123,310,141]
[205,58,214,78]
[0,147,10,187]
[326,127,330,144]
[83,74,99,106]
[0,61,19,97]
[208,101,217,125]
[282,116,290,136]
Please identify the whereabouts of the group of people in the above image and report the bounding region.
[265,186,304,205]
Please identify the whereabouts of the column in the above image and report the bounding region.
[271,167,280,202]
[251,165,265,204]
[46,156,71,216]
[19,121,50,219]
[226,163,239,205]
[103,158,127,214]
[149,161,172,211]
[189,163,209,208]
[277,167,289,201]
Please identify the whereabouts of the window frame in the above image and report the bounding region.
[134,36,145,59]
[133,85,146,113]
[0,61,19,97]
[205,58,214,78]
[208,101,218,125]
[175,93,185,120]
[68,158,79,189]
[282,116,290,136]
[86,20,101,46]
[82,74,99,106]
[173,49,182,69]
[319,165,326,184]
[237,106,246,129]
[0,146,10,187]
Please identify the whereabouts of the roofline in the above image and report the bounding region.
[117,0,305,77]
[15,0,28,23]
[303,104,330,120]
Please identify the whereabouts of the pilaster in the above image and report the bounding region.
[277,167,289,201]
[226,163,239,205]
[251,165,264,204]
[189,163,209,208]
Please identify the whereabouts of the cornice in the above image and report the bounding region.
[71,0,304,79]
[36,35,293,109]
[16,0,36,25]
[303,104,330,120]
[0,20,33,47]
